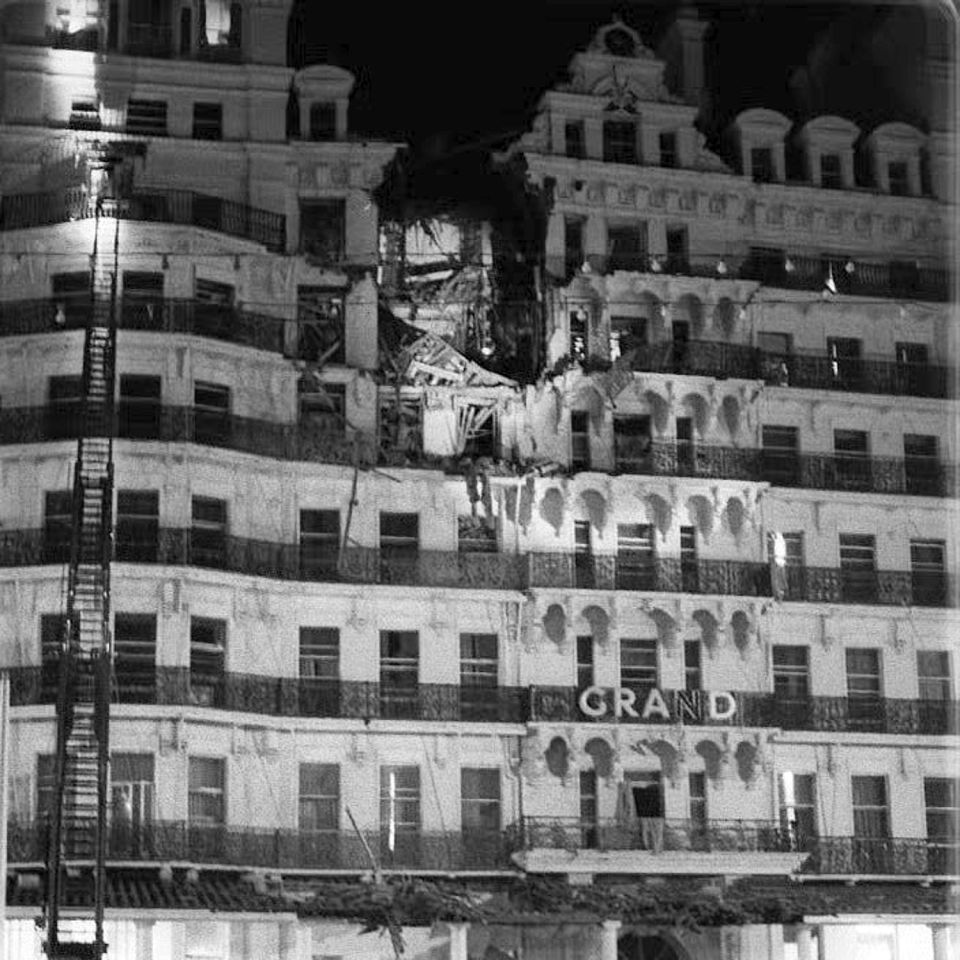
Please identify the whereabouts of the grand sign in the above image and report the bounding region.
[578,687,738,724]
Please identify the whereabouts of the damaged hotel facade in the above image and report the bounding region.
[0,2,956,959]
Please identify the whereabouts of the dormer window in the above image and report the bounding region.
[820,154,842,189]
[751,147,774,183]
[565,120,585,159]
[888,161,909,196]
[659,131,678,168]
[603,119,636,164]
[309,103,337,141]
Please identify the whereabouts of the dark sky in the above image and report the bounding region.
[290,0,899,150]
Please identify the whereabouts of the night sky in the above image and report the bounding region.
[289,0,901,152]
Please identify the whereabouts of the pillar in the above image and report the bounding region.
[932,924,956,960]
[448,922,469,960]
[796,925,816,960]
[599,920,621,960]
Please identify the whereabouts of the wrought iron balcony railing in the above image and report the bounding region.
[8,819,512,872]
[0,187,286,252]
[804,837,960,876]
[527,687,959,736]
[613,442,955,497]
[516,817,797,855]
[2,528,953,607]
[623,339,951,400]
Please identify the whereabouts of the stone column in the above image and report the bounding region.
[795,925,816,960]
[448,922,470,960]
[599,920,621,960]
[932,924,956,960]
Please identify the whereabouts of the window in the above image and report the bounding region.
[570,411,591,471]
[380,631,418,719]
[609,316,646,361]
[889,260,921,296]
[846,648,881,728]
[851,776,889,876]
[888,160,909,196]
[193,382,230,446]
[576,636,594,689]
[748,246,786,284]
[121,271,164,327]
[300,509,340,579]
[110,754,154,850]
[924,779,959,873]
[192,102,222,140]
[127,0,173,57]
[684,640,701,691]
[607,223,647,271]
[911,540,947,607]
[299,627,339,679]
[43,490,73,563]
[574,520,594,589]
[659,131,678,168]
[761,426,799,486]
[569,309,588,361]
[309,102,337,141]
[603,119,637,164]
[461,769,501,835]
[299,379,345,434]
[114,614,156,702]
[680,525,698,593]
[620,638,658,688]
[616,523,655,590]
[565,120,585,159]
[675,416,694,473]
[827,337,863,388]
[40,614,65,698]
[833,429,870,491]
[46,374,83,439]
[688,772,707,830]
[380,513,418,582]
[896,342,930,395]
[194,276,234,315]
[37,754,56,819]
[773,646,809,699]
[379,395,422,462]
[613,415,651,472]
[918,651,951,701]
[839,534,876,603]
[69,98,101,131]
[126,99,167,136]
[458,400,498,458]
[457,516,496,553]
[779,772,816,849]
[380,766,420,863]
[904,434,939,495]
[750,146,774,183]
[191,496,227,567]
[299,763,339,832]
[297,286,345,364]
[460,633,498,721]
[564,218,584,275]
[188,757,225,825]
[118,374,161,439]
[665,225,688,272]
[300,200,345,262]
[580,769,598,848]
[820,153,842,188]
[629,771,664,824]
[190,618,225,706]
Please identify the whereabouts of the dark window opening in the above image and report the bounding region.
[193,381,230,446]
[820,153,842,188]
[827,337,863,389]
[751,147,775,183]
[43,490,73,563]
[190,617,226,707]
[773,646,809,700]
[911,539,947,607]
[665,225,688,273]
[609,315,646,362]
[192,102,223,140]
[603,119,637,164]
[565,120,585,159]
[119,374,161,439]
[564,218,584,275]
[576,636,594,690]
[839,534,877,603]
[69,99,101,131]
[659,131,678,168]
[904,434,940,496]
[121,271,164,328]
[190,496,228,568]
[680,525,698,593]
[570,411,590,470]
[761,425,799,486]
[616,524,655,590]
[126,99,168,136]
[114,614,157,702]
[300,509,340,579]
[116,490,159,562]
[380,631,419,719]
[614,416,651,472]
[299,379,345,434]
[574,520,593,589]
[888,161,909,196]
[683,640,701,691]
[833,429,871,491]
[606,223,647,272]
[309,102,337,141]
[297,287,344,364]
[300,200,346,263]
[45,374,83,439]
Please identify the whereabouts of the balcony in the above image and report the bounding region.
[0,188,285,252]
[623,339,951,400]
[777,567,954,608]
[804,837,960,876]
[8,820,511,872]
[527,687,959,736]
[739,255,951,304]
[125,23,174,58]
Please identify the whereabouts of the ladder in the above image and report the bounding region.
[43,193,119,960]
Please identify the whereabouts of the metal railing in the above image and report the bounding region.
[0,188,285,252]
[8,819,512,872]
[2,529,953,607]
[516,817,797,854]
[804,837,960,876]
[8,670,957,735]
